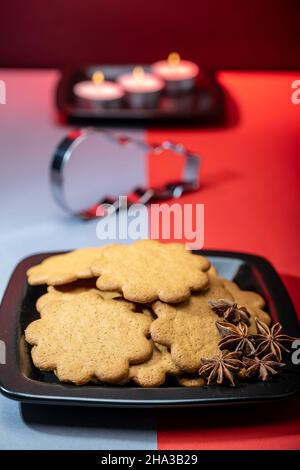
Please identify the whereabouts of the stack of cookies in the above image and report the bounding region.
[25,240,272,387]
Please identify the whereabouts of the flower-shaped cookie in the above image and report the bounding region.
[92,240,210,303]
[151,276,234,372]
[222,279,271,332]
[129,343,181,387]
[27,247,104,286]
[176,375,206,387]
[25,293,152,384]
[36,279,122,313]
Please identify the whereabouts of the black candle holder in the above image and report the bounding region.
[56,64,225,126]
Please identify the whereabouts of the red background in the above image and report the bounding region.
[0,0,299,69]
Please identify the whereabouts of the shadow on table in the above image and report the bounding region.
[157,395,300,433]
[20,403,155,432]
[21,395,300,440]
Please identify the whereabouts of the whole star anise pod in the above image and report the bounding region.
[252,318,297,362]
[198,350,243,386]
[208,299,251,326]
[242,353,285,381]
[216,321,256,355]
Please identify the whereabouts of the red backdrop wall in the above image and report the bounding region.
[0,0,299,69]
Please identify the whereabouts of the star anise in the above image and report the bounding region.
[216,321,256,355]
[208,299,251,326]
[198,350,243,386]
[242,353,285,381]
[252,318,297,362]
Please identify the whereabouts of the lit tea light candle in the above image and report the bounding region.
[152,52,199,93]
[73,71,124,107]
[117,67,164,108]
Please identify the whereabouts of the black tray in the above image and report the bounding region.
[0,250,299,408]
[56,65,224,125]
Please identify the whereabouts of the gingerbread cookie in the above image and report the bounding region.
[129,343,181,387]
[176,374,206,387]
[27,247,105,286]
[208,264,218,277]
[25,293,153,385]
[151,276,234,372]
[222,279,271,331]
[36,279,99,312]
[92,240,210,304]
[36,280,122,313]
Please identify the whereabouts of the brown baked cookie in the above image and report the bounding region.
[129,343,181,387]
[151,276,234,372]
[208,264,218,277]
[222,279,271,330]
[92,240,210,304]
[176,374,206,387]
[36,279,100,313]
[27,247,105,286]
[36,280,122,313]
[25,293,153,385]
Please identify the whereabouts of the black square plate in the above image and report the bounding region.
[56,65,224,125]
[0,250,299,408]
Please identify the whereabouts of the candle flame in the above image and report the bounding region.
[92,71,104,85]
[133,66,145,79]
[168,52,181,67]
